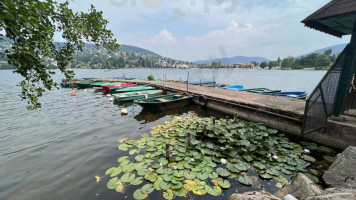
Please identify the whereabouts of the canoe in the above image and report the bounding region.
[91,82,124,87]
[188,81,216,85]
[136,93,193,111]
[102,84,137,92]
[113,90,163,102]
[110,85,156,94]
[76,81,95,89]
[240,88,282,94]
[268,92,308,99]
[221,85,244,90]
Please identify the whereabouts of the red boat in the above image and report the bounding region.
[102,83,137,92]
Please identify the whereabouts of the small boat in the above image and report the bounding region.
[221,85,244,90]
[136,93,193,111]
[76,81,95,89]
[240,88,282,94]
[268,92,308,99]
[60,79,81,88]
[113,90,163,102]
[188,81,216,85]
[110,85,156,94]
[102,84,137,92]
[91,82,124,87]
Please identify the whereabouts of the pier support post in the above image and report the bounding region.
[166,143,170,159]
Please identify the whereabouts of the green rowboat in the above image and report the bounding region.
[136,93,192,111]
[240,88,282,94]
[110,85,156,94]
[113,90,163,102]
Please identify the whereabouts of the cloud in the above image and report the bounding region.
[145,29,176,45]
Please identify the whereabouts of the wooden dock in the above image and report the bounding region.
[94,79,356,149]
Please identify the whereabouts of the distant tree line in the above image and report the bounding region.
[255,49,336,70]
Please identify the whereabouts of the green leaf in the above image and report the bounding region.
[205,185,222,196]
[209,172,219,179]
[163,189,174,200]
[217,179,231,189]
[120,173,135,183]
[301,155,316,162]
[324,156,336,163]
[105,167,116,176]
[117,156,129,163]
[253,162,266,170]
[110,167,122,177]
[118,144,131,151]
[154,177,164,190]
[184,171,196,179]
[130,177,144,185]
[133,189,148,200]
[238,175,253,186]
[160,181,171,190]
[216,167,231,177]
[197,173,209,181]
[107,177,119,189]
[171,182,183,189]
[129,148,140,155]
[173,188,188,197]
[141,183,154,194]
[304,173,319,183]
[235,162,249,171]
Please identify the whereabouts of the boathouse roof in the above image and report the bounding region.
[302,0,356,37]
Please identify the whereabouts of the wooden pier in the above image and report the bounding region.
[94,79,356,149]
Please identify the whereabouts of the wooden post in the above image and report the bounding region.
[234,115,237,123]
[187,133,191,145]
[166,143,170,159]
[203,125,207,135]
[212,117,216,125]
[187,71,189,93]
[200,79,202,86]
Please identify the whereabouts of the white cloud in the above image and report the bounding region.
[145,29,176,45]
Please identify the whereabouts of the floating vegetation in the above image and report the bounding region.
[102,116,335,199]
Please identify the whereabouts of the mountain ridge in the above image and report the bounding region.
[194,56,270,65]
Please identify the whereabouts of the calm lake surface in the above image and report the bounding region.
[0,69,326,200]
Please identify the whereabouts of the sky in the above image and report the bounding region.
[58,0,351,62]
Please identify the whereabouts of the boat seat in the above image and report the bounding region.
[157,98,169,102]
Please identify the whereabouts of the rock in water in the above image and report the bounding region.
[322,146,356,189]
[121,108,128,115]
[274,173,323,199]
[229,191,281,200]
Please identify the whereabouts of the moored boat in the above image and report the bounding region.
[110,85,156,94]
[188,81,216,85]
[268,91,308,99]
[240,88,282,94]
[113,90,163,102]
[136,93,192,111]
[221,85,244,90]
[102,83,137,92]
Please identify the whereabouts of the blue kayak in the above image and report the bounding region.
[268,91,308,99]
[221,85,244,90]
[188,81,216,85]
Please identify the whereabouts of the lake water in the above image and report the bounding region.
[0,69,326,200]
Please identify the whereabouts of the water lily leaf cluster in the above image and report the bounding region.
[103,116,329,199]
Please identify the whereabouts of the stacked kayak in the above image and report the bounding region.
[136,93,192,111]
[113,90,163,102]
[110,85,155,94]
[92,82,124,90]
[102,84,137,92]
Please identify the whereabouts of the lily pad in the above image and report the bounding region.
[141,183,154,194]
[107,177,119,189]
[324,156,336,163]
[184,171,196,180]
[205,185,222,196]
[105,167,116,176]
[216,167,231,177]
[163,189,174,200]
[304,173,319,183]
[217,179,231,189]
[129,148,140,155]
[173,187,188,197]
[209,172,219,179]
[135,155,145,162]
[133,189,148,200]
[120,173,135,183]
[301,155,316,163]
[118,144,131,151]
[197,173,209,181]
[130,177,144,185]
[238,175,253,186]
